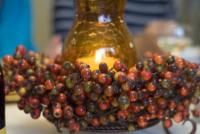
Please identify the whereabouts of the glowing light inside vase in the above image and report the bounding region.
[78,48,116,70]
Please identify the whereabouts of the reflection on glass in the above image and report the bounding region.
[157,25,191,56]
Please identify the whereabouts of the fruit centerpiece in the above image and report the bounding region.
[2,46,200,134]
[2,1,200,134]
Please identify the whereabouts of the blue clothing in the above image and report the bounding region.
[0,0,36,57]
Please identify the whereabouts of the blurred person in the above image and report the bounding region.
[0,0,36,57]
[53,0,175,40]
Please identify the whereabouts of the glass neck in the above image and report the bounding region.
[75,0,126,21]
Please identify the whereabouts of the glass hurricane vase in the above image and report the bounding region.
[62,0,137,70]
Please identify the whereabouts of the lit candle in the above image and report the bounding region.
[77,48,117,70]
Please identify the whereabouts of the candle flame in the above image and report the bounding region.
[95,48,115,64]
[95,49,106,64]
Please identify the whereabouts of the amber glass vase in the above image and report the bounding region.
[62,0,136,70]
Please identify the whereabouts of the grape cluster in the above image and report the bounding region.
[2,46,200,133]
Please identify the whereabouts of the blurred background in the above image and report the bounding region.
[1,0,200,134]
[0,0,200,61]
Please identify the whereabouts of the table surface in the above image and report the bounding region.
[6,104,200,134]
